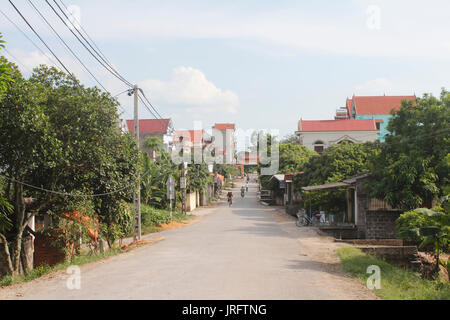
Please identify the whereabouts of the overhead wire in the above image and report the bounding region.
[8,0,73,75]
[26,0,109,92]
[0,8,60,70]
[45,0,133,88]
[54,0,131,86]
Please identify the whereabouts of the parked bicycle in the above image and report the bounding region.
[296,209,319,227]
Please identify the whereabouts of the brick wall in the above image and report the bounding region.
[365,210,401,239]
[33,233,66,268]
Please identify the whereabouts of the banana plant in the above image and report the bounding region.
[400,208,449,277]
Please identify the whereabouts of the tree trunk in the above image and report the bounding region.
[12,182,26,275]
[0,233,14,276]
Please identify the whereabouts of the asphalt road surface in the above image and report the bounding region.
[0,180,376,300]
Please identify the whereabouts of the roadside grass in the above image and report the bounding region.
[0,248,122,287]
[337,247,450,300]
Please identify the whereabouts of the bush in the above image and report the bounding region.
[140,204,171,226]
[396,206,450,251]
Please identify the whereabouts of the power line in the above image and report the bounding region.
[0,8,60,70]
[139,88,164,119]
[138,94,159,119]
[27,0,109,92]
[0,166,155,198]
[59,0,113,66]
[45,0,132,88]
[54,0,131,87]
[8,0,73,75]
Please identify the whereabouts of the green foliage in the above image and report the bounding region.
[215,164,237,179]
[369,90,450,209]
[187,162,212,193]
[140,142,179,208]
[140,204,172,226]
[294,141,380,214]
[280,133,299,144]
[0,60,139,272]
[337,247,450,300]
[102,200,133,247]
[0,196,13,234]
[397,206,449,250]
[0,34,13,99]
[277,143,317,174]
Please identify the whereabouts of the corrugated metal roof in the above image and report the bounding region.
[302,182,349,191]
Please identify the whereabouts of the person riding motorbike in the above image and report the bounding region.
[240,186,245,198]
[227,191,233,206]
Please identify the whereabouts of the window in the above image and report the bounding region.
[314,145,324,154]
[313,140,324,154]
[376,122,381,131]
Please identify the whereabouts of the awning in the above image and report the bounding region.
[302,182,349,191]
[270,174,285,182]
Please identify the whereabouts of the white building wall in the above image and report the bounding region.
[298,130,378,152]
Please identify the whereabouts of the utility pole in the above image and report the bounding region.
[179,136,187,214]
[133,84,141,241]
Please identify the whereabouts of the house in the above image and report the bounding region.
[269,173,302,206]
[125,118,174,158]
[172,129,212,158]
[212,123,236,165]
[295,119,379,154]
[335,95,416,142]
[302,173,402,239]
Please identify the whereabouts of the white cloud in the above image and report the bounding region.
[141,66,239,114]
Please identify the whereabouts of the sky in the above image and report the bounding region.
[1,0,450,138]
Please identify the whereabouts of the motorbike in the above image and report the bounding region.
[241,189,245,198]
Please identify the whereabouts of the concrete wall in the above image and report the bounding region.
[299,130,378,152]
[186,191,198,212]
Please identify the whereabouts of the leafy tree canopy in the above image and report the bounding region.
[368,89,450,210]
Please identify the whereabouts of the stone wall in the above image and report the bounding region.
[365,210,401,239]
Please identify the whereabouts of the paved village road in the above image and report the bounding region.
[0,180,377,300]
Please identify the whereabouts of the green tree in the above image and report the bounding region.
[295,141,380,214]
[277,143,317,173]
[0,63,139,275]
[369,90,450,210]
[0,34,13,98]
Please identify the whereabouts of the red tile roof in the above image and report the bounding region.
[214,123,235,131]
[126,119,171,134]
[300,119,376,132]
[352,95,416,115]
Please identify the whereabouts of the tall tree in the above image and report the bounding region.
[368,90,450,210]
[0,63,138,275]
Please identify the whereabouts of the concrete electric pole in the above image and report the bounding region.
[133,84,141,241]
